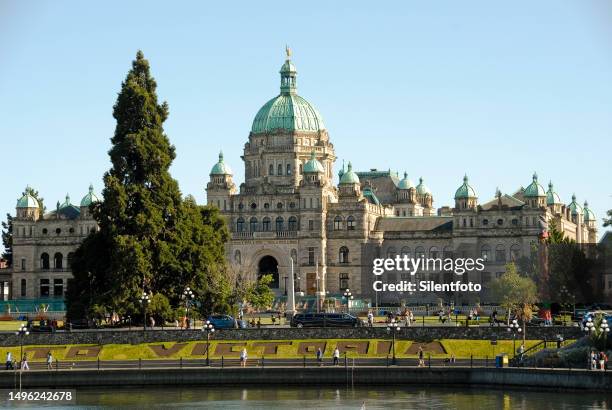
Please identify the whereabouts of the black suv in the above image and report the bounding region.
[290,312,362,328]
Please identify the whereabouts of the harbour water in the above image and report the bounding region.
[5,386,611,409]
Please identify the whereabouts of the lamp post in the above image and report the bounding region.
[203,320,215,366]
[343,289,353,313]
[387,318,401,365]
[16,323,28,392]
[182,286,195,329]
[139,291,150,331]
[508,319,522,358]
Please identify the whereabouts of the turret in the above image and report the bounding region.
[15,186,40,221]
[523,172,546,208]
[338,162,361,198]
[415,177,434,215]
[454,175,478,210]
[206,151,236,211]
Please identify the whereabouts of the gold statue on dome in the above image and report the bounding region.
[285,45,292,58]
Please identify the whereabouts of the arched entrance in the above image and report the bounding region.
[258,256,279,289]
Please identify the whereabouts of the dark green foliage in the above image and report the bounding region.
[246,274,275,311]
[604,209,612,228]
[1,214,13,266]
[66,51,230,321]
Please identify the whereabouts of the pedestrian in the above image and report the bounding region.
[599,351,607,371]
[21,354,29,371]
[256,318,261,328]
[240,348,248,368]
[46,351,53,370]
[367,311,374,327]
[5,351,12,370]
[333,347,340,366]
[409,310,414,326]
[590,350,597,370]
[316,347,323,366]
[418,346,424,367]
[405,311,411,327]
[491,310,498,327]
[517,344,525,366]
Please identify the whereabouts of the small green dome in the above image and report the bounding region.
[210,152,232,175]
[546,181,561,205]
[416,177,431,195]
[568,194,582,215]
[339,162,360,185]
[16,188,39,209]
[524,172,546,197]
[454,175,476,199]
[303,151,324,173]
[59,194,73,209]
[583,201,595,221]
[398,172,414,190]
[80,184,101,207]
[251,52,325,134]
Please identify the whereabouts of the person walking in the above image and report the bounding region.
[316,347,323,367]
[333,347,340,366]
[240,348,248,368]
[418,346,424,367]
[367,311,374,327]
[21,354,29,371]
[46,351,53,370]
[590,350,597,370]
[517,344,525,366]
[599,351,607,371]
[5,351,12,370]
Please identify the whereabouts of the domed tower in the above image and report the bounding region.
[546,181,562,214]
[15,187,40,221]
[583,201,597,243]
[568,194,582,223]
[415,177,434,215]
[454,175,477,210]
[80,184,100,219]
[302,151,326,185]
[338,162,361,198]
[397,172,415,203]
[206,151,236,211]
[523,172,546,208]
[244,48,336,191]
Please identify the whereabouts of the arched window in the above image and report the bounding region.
[387,247,397,259]
[262,217,271,231]
[269,164,274,175]
[54,252,63,269]
[67,252,74,269]
[236,218,245,232]
[347,216,355,230]
[249,217,258,232]
[40,253,50,270]
[415,247,425,258]
[277,164,283,176]
[429,246,439,259]
[334,216,342,230]
[495,244,506,263]
[339,246,349,264]
[288,216,298,231]
[510,244,521,261]
[480,245,491,262]
[276,217,284,232]
[286,164,291,175]
[400,247,411,258]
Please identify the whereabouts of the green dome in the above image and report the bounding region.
[303,151,324,173]
[16,188,39,209]
[398,172,414,189]
[568,194,582,215]
[59,194,73,209]
[546,181,561,205]
[80,184,100,207]
[583,201,595,221]
[416,177,431,195]
[524,173,546,197]
[339,162,360,185]
[210,152,232,175]
[454,175,476,199]
[251,53,325,134]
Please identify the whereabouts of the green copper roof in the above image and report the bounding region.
[16,188,39,209]
[59,194,73,209]
[416,177,431,195]
[339,162,360,184]
[303,151,324,173]
[583,201,595,221]
[524,172,546,197]
[363,186,380,205]
[210,151,232,175]
[568,194,582,215]
[80,184,101,207]
[454,175,477,199]
[546,181,561,205]
[398,172,414,189]
[251,53,325,134]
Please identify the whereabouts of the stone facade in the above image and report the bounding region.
[207,52,599,305]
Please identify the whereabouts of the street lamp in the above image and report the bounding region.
[508,319,522,358]
[182,286,195,329]
[387,318,401,365]
[584,317,595,334]
[343,289,353,313]
[139,291,150,331]
[202,320,215,366]
[15,323,29,391]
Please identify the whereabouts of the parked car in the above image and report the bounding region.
[207,314,237,329]
[290,312,362,328]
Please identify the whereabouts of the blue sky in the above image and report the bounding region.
[1,0,611,249]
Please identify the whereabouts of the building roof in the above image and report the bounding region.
[568,194,582,215]
[303,151,325,174]
[546,181,561,205]
[362,186,380,205]
[210,151,232,175]
[480,194,525,211]
[80,184,101,207]
[339,162,360,184]
[583,201,595,221]
[416,177,431,195]
[376,216,453,232]
[16,189,39,208]
[397,172,414,189]
[454,175,477,199]
[524,172,546,197]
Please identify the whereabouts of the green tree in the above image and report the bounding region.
[246,274,275,311]
[1,214,13,266]
[66,51,229,321]
[603,209,612,227]
[491,262,539,343]
[149,293,173,324]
